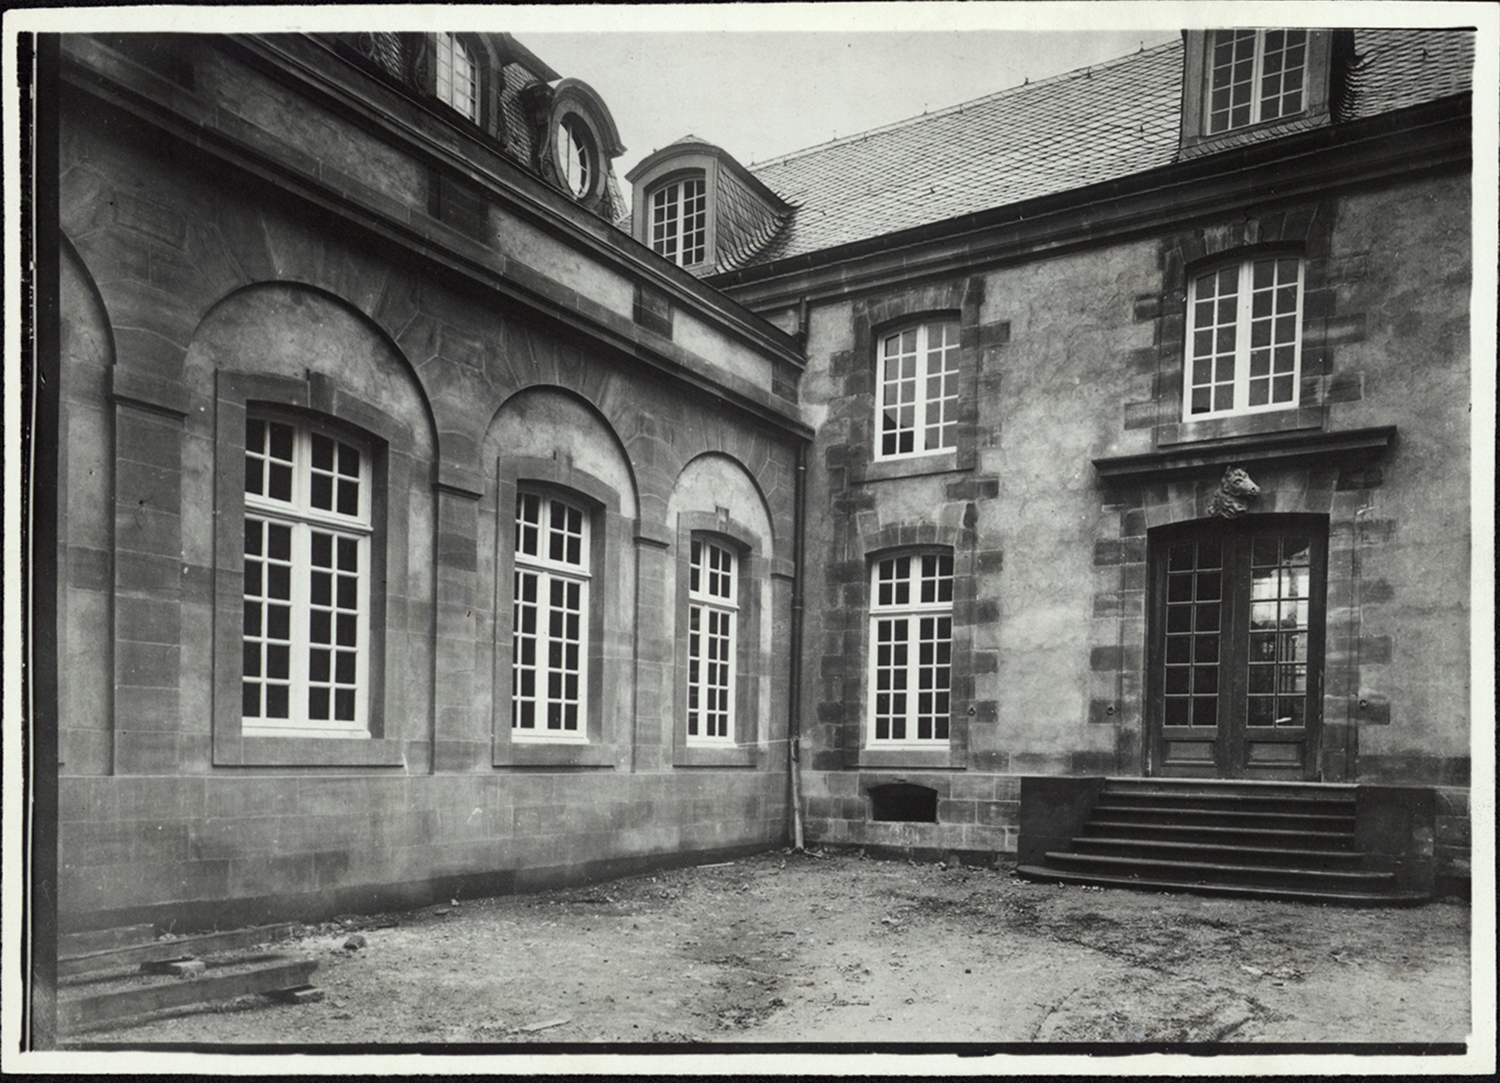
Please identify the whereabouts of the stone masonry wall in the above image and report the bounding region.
[795,175,1472,859]
[53,39,800,931]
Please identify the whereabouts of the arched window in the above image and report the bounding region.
[242,414,371,737]
[511,489,591,740]
[650,175,708,267]
[687,537,738,744]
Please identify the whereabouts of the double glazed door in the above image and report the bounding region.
[1147,515,1328,780]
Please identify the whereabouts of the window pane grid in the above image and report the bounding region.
[243,417,370,736]
[688,540,737,742]
[651,177,706,266]
[1186,258,1302,419]
[870,553,953,744]
[1162,540,1223,729]
[1247,535,1312,728]
[435,32,478,120]
[512,493,590,740]
[1207,29,1307,134]
[878,322,961,459]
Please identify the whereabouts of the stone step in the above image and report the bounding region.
[1096,790,1356,813]
[1088,804,1356,830]
[1068,837,1366,867]
[1084,819,1357,849]
[1041,850,1396,889]
[1102,777,1356,798]
[1013,865,1427,905]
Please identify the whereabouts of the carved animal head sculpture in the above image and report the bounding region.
[1206,466,1261,518]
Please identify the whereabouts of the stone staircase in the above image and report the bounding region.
[1015,778,1428,904]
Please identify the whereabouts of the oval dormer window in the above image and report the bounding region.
[556,114,595,200]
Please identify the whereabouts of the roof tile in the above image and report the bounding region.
[739,29,1472,266]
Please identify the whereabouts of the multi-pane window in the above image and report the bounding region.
[243,416,370,737]
[1206,29,1308,134]
[687,539,737,743]
[877,321,960,459]
[869,553,953,744]
[1185,257,1303,419]
[1246,534,1312,729]
[1161,538,1225,730]
[435,32,478,121]
[512,492,590,740]
[650,176,707,267]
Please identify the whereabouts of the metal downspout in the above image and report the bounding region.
[787,295,810,851]
[788,439,807,851]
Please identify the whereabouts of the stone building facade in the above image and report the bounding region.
[654,29,1475,877]
[32,25,1477,953]
[43,31,807,934]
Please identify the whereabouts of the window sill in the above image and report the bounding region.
[217,736,407,767]
[1157,406,1325,447]
[494,741,616,768]
[856,746,962,770]
[1094,424,1397,486]
[856,451,962,484]
[675,744,759,768]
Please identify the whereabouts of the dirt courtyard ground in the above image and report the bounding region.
[74,849,1472,1052]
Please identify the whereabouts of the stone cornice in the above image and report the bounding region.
[58,35,812,444]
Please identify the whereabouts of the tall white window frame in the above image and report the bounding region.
[435,32,479,121]
[876,320,961,460]
[868,553,953,746]
[1206,29,1308,134]
[687,538,737,744]
[1184,256,1304,420]
[650,176,707,267]
[512,491,591,742]
[243,415,372,739]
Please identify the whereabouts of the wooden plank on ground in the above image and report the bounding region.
[59,923,295,978]
[58,958,317,1033]
[264,984,324,1004]
[59,925,156,958]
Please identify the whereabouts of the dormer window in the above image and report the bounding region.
[1206,29,1308,133]
[650,175,708,267]
[527,78,624,217]
[434,32,478,121]
[1179,30,1334,158]
[627,139,792,276]
[556,114,595,199]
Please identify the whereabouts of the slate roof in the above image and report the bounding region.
[737,29,1474,268]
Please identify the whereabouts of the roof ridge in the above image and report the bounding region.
[750,36,1181,172]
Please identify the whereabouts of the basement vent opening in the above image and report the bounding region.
[868,783,938,823]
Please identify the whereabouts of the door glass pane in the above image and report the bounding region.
[1242,533,1315,732]
[1162,538,1224,731]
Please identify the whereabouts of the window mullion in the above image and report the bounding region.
[1251,31,1268,126]
[912,324,929,440]
[289,520,310,727]
[1235,261,1254,411]
[354,533,370,729]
